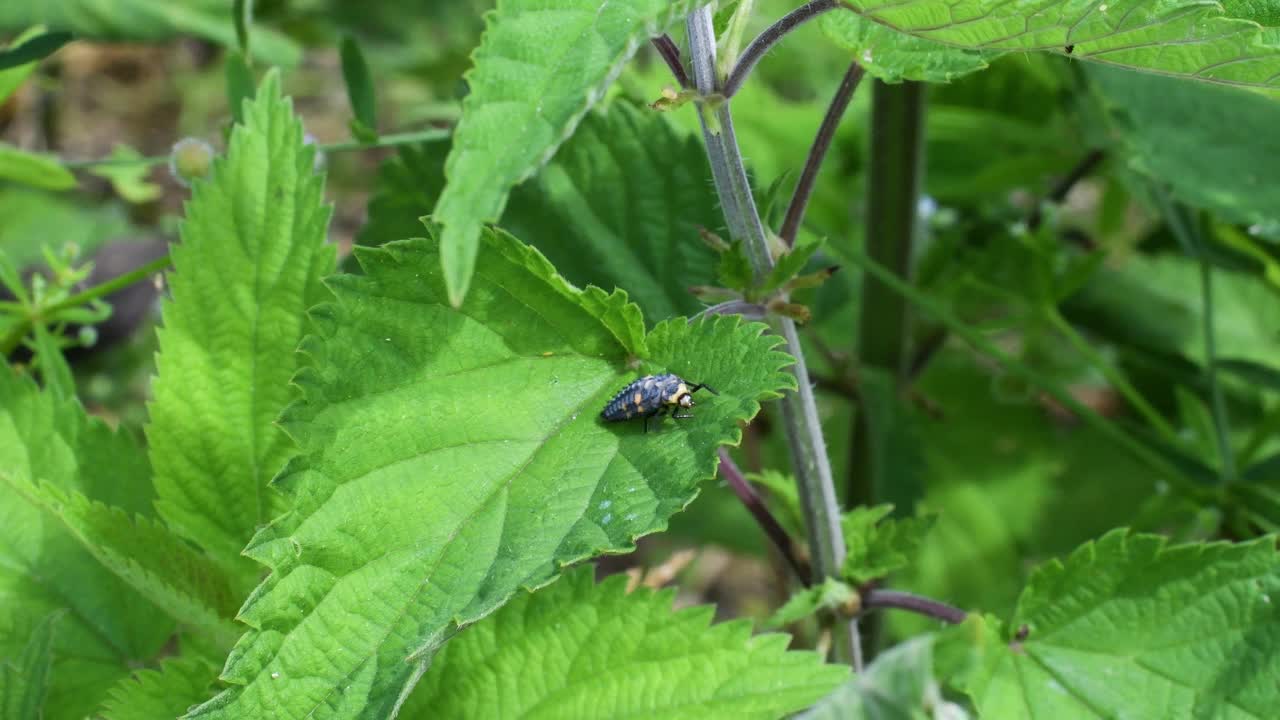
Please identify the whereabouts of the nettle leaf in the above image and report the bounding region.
[843,0,1280,88]
[100,656,218,720]
[502,100,721,321]
[147,70,335,578]
[186,229,795,719]
[1,476,241,647]
[1090,65,1280,235]
[0,0,299,66]
[962,530,1280,718]
[767,577,857,629]
[842,504,936,584]
[401,567,846,718]
[819,10,992,83]
[0,611,56,720]
[800,636,962,720]
[0,369,171,720]
[433,0,690,306]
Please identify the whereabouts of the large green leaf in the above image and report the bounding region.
[146,71,335,577]
[502,101,720,321]
[819,10,992,83]
[0,612,56,720]
[1,476,241,647]
[0,369,171,720]
[99,656,218,720]
[800,636,959,720]
[185,228,795,719]
[842,0,1280,88]
[0,0,299,66]
[1090,65,1280,234]
[434,0,689,306]
[961,530,1280,718]
[403,567,847,718]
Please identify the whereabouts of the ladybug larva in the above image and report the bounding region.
[601,374,717,433]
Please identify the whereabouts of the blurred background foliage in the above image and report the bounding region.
[3,0,1279,653]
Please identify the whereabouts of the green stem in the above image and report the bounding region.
[845,246,1211,499]
[61,128,451,170]
[0,255,172,356]
[685,4,860,671]
[1044,308,1180,444]
[850,80,925,515]
[1155,188,1237,483]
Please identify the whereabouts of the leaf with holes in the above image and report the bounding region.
[184,227,795,719]
[433,0,691,306]
[401,567,848,718]
[841,0,1280,88]
[960,530,1280,718]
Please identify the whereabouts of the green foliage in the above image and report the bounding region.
[0,612,56,720]
[99,656,218,720]
[819,11,992,83]
[146,70,335,578]
[339,36,378,142]
[0,369,171,720]
[502,101,721,320]
[960,531,1280,717]
[841,504,935,584]
[1090,65,1280,235]
[0,27,67,101]
[842,0,1280,87]
[404,567,848,718]
[0,0,300,66]
[0,144,76,191]
[433,0,690,306]
[88,145,163,204]
[185,228,795,719]
[799,636,957,720]
[767,577,857,628]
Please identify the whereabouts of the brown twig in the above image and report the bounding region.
[718,449,810,585]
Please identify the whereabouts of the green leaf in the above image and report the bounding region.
[819,11,992,83]
[0,611,57,720]
[340,35,378,142]
[0,143,75,191]
[146,70,335,575]
[1,476,241,646]
[0,369,171,720]
[842,0,1280,88]
[402,567,848,719]
[30,322,74,398]
[434,0,690,306]
[0,27,69,103]
[186,228,795,719]
[349,143,447,262]
[749,468,804,537]
[224,51,254,126]
[961,530,1280,718]
[0,188,131,270]
[232,0,250,58]
[800,636,959,720]
[0,1,299,66]
[88,145,162,204]
[842,504,935,584]
[1090,65,1280,235]
[99,656,218,720]
[502,101,720,321]
[767,577,857,629]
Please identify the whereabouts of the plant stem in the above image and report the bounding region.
[60,127,451,170]
[722,0,840,99]
[1027,149,1104,231]
[846,246,1212,497]
[850,80,925,515]
[651,34,691,89]
[861,588,967,625]
[718,449,810,584]
[779,62,865,247]
[685,4,860,671]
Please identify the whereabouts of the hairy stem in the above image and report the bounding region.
[779,62,865,247]
[685,4,860,670]
[861,588,967,625]
[61,127,450,170]
[722,0,840,99]
[718,449,810,584]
